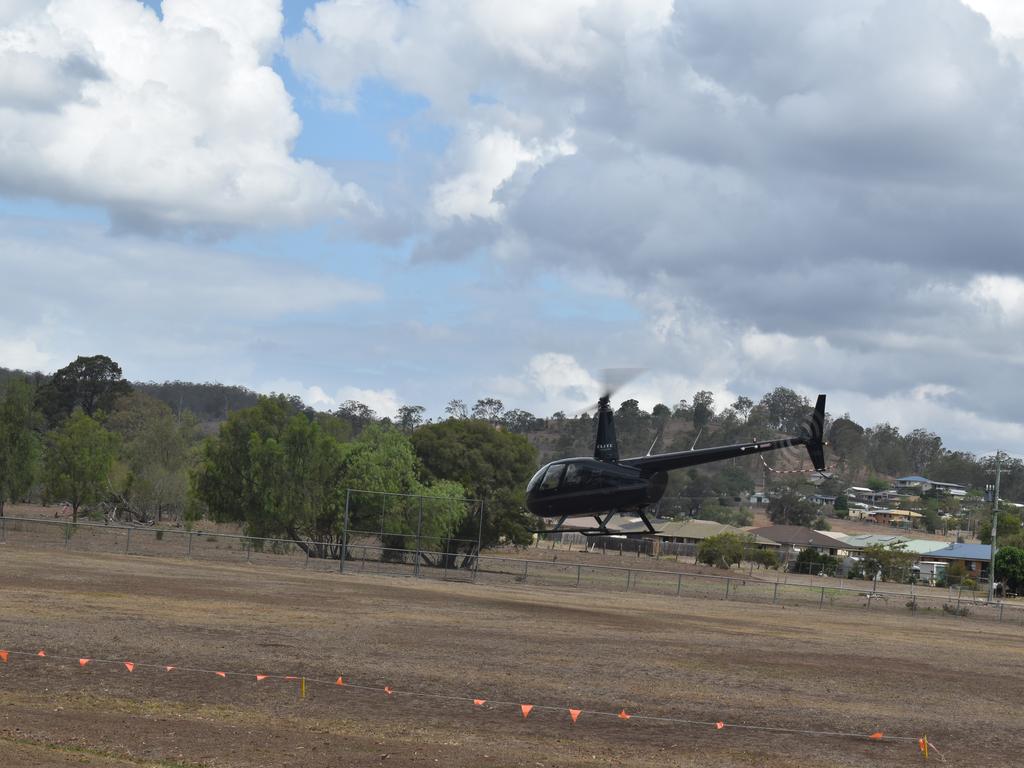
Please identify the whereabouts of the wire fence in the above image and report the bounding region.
[1,514,1021,628]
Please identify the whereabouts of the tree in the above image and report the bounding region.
[445,399,468,420]
[697,532,747,569]
[904,429,943,475]
[107,392,197,523]
[43,411,118,522]
[37,355,132,425]
[758,387,808,432]
[396,405,426,434]
[731,396,754,421]
[834,493,849,518]
[859,543,917,582]
[194,396,347,558]
[692,390,715,429]
[411,419,537,547]
[995,547,1024,595]
[501,409,541,434]
[766,491,816,526]
[979,512,1023,545]
[471,398,504,423]
[0,378,41,516]
[335,400,376,434]
[866,476,889,492]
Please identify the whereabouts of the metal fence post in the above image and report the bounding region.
[676,572,683,596]
[626,570,631,592]
[576,564,582,588]
[819,586,825,609]
[772,580,779,604]
[340,489,351,574]
[305,547,310,569]
[65,523,71,551]
[474,501,484,582]
[522,560,528,583]
[246,538,251,562]
[1,516,5,543]
[725,578,731,600]
[414,497,424,578]
[999,602,1004,622]
[187,531,192,558]
[125,528,131,555]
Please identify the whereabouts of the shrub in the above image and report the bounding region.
[697,532,747,569]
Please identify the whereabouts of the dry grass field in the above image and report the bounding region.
[1,546,1021,767]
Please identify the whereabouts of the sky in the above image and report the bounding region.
[2,0,1024,456]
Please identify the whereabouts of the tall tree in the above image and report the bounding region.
[194,396,347,558]
[43,411,118,522]
[412,419,537,547]
[396,404,426,433]
[758,387,809,432]
[37,355,132,425]
[766,490,816,527]
[0,378,41,516]
[107,392,197,523]
[692,390,715,429]
[471,397,505,423]
[335,400,377,434]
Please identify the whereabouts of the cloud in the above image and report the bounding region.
[0,0,374,233]
[0,215,379,382]
[283,0,1024,447]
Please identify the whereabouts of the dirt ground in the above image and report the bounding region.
[1,547,1021,767]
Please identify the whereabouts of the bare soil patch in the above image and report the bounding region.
[1,547,1019,767]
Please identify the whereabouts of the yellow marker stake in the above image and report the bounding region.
[301,677,306,698]
[923,735,928,760]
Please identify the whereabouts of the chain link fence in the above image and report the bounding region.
[2,513,1021,628]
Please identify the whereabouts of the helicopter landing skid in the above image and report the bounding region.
[535,509,658,537]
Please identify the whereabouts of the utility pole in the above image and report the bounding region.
[987,451,1004,604]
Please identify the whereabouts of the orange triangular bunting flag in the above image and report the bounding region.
[521,704,533,718]
[79,658,90,667]
[618,709,631,720]
[0,650,9,663]
[384,686,393,695]
[869,732,884,740]
[335,676,344,686]
[164,666,175,672]
[123,661,135,672]
[918,738,926,752]
[569,708,581,723]
[36,650,46,657]
[715,721,725,730]
[473,699,486,706]
[215,671,226,678]
[256,674,269,681]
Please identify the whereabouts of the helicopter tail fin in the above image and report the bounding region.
[801,394,827,472]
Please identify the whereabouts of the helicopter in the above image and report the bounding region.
[525,390,827,535]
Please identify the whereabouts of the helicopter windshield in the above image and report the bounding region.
[538,463,566,491]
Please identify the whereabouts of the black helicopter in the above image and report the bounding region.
[526,391,827,535]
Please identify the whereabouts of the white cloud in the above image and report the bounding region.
[966,273,1024,322]
[0,0,373,232]
[0,335,53,371]
[334,386,401,418]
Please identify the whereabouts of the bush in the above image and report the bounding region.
[697,532,747,569]
[750,548,779,569]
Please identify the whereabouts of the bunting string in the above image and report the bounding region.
[0,646,940,760]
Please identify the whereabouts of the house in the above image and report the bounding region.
[895,476,968,497]
[808,494,837,506]
[868,509,924,528]
[746,525,857,560]
[925,543,992,581]
[748,490,771,506]
[656,520,780,549]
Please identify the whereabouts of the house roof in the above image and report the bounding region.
[657,520,780,547]
[926,543,992,562]
[897,476,930,483]
[746,525,852,549]
[834,534,950,554]
[869,508,923,518]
